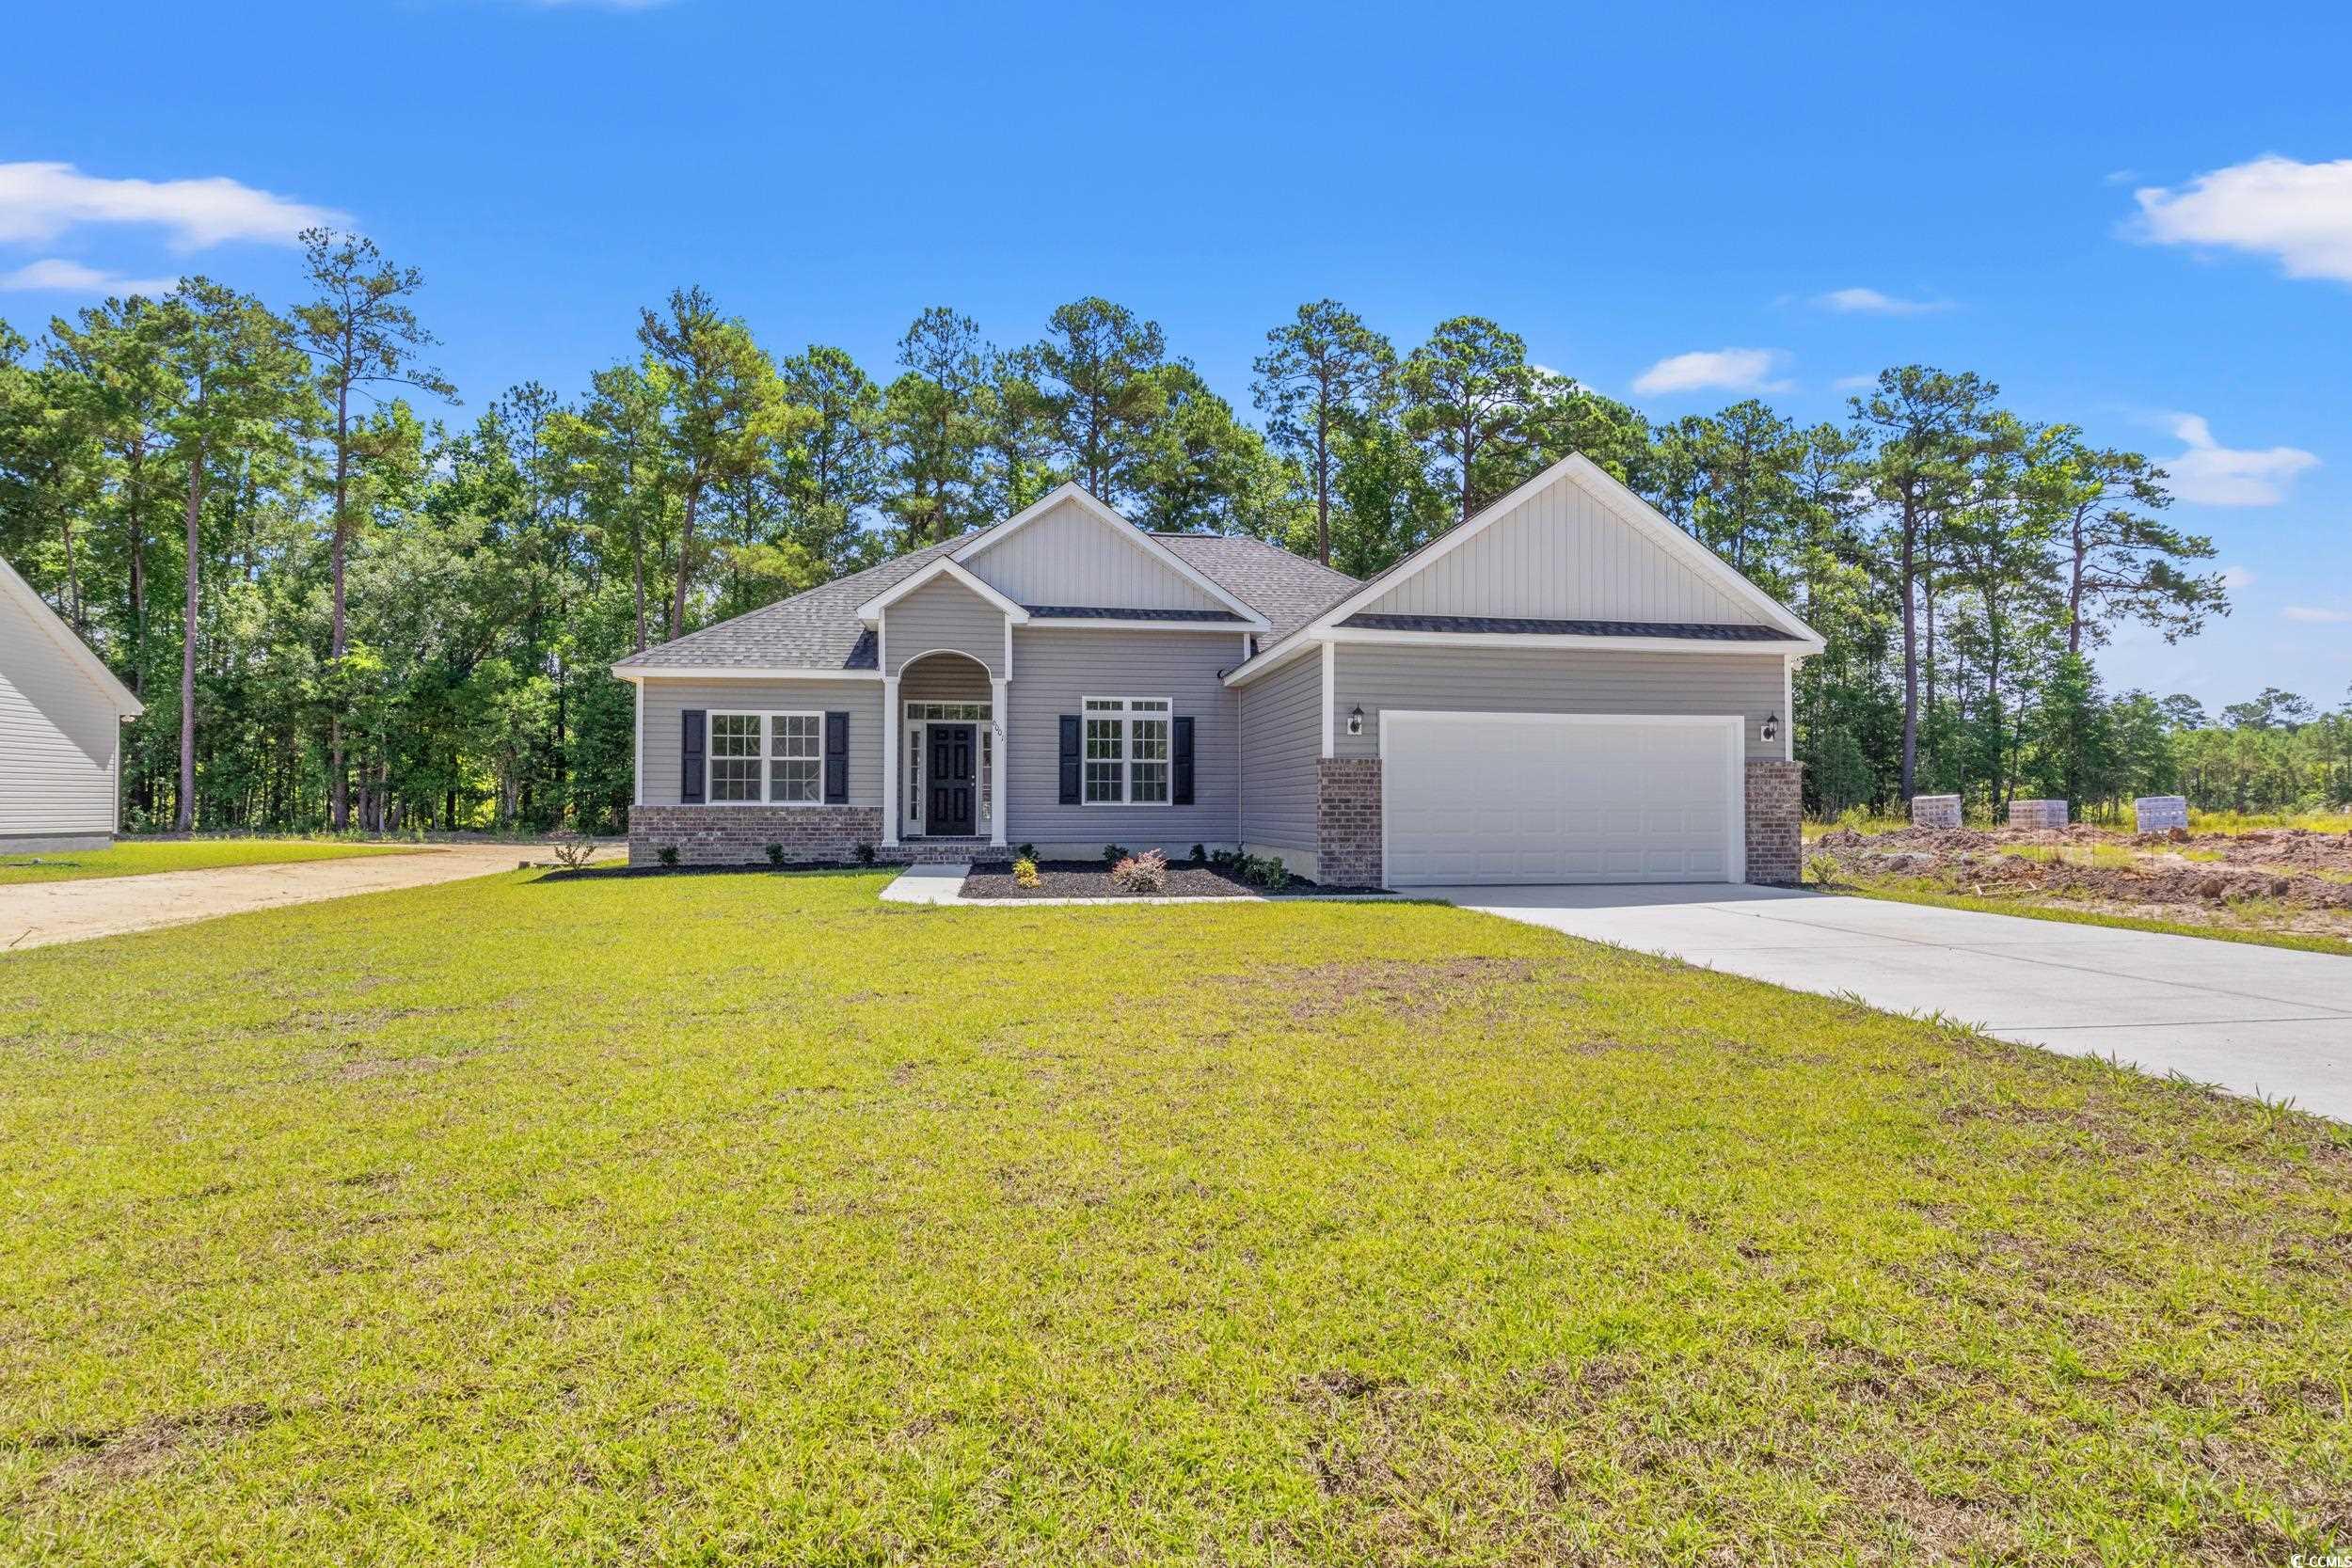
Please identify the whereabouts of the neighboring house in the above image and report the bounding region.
[1,553,144,851]
[615,454,1821,887]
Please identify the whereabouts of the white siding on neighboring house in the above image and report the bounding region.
[1237,652,1323,853]
[964,496,1225,612]
[637,678,884,805]
[1359,469,1760,626]
[1333,645,1786,764]
[1005,627,1240,849]
[883,577,1008,677]
[1,603,125,839]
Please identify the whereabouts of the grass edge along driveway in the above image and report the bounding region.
[1,867,2346,1564]
[0,838,424,886]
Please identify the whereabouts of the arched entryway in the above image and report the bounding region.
[895,649,995,843]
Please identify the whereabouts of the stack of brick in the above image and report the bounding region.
[2133,796,2189,833]
[1910,794,1962,830]
[2007,799,2069,831]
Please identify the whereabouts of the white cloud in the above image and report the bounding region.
[2283,606,2350,624]
[0,258,178,296]
[1631,348,1791,397]
[2134,155,2352,284]
[0,162,343,252]
[2219,563,2258,590]
[1814,286,1950,315]
[1832,372,1877,392]
[2161,414,2320,506]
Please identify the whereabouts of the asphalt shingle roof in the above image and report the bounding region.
[1149,533,1360,642]
[1339,612,1788,641]
[615,528,1361,672]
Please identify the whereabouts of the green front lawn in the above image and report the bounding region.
[0,838,418,885]
[2,872,2347,1563]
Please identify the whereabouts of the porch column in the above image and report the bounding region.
[882,674,900,847]
[989,677,1009,847]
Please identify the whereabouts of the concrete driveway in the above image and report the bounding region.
[0,846,555,952]
[1425,883,2352,1121]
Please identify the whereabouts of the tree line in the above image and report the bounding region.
[3,238,2339,835]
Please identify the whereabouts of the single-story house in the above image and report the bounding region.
[614,453,1820,887]
[1,552,144,851]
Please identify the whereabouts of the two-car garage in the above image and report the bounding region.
[1378,711,1746,887]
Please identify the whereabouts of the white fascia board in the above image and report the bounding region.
[1220,633,1326,689]
[855,557,1030,624]
[612,667,884,681]
[952,482,1266,626]
[1224,452,1822,684]
[1322,627,1823,656]
[0,554,143,717]
[1023,616,1267,633]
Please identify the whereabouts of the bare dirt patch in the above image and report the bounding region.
[1812,824,2352,940]
[26,1403,278,1492]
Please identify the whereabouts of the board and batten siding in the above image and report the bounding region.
[964,497,1224,613]
[1237,651,1322,853]
[1005,626,1239,848]
[637,678,884,805]
[1,610,123,838]
[883,577,1007,677]
[1360,472,1759,626]
[1334,645,1786,764]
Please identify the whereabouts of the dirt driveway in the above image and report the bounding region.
[0,846,558,952]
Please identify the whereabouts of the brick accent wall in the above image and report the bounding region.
[1316,758,1384,888]
[1744,760,1804,885]
[628,805,888,867]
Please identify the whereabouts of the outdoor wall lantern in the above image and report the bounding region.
[1761,713,1781,744]
[1347,705,1365,736]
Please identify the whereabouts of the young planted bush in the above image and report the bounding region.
[1110,849,1168,895]
[1012,857,1041,889]
[765,844,786,867]
[1102,844,1132,867]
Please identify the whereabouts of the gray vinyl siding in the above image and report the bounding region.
[1237,651,1322,851]
[965,497,1225,612]
[1334,645,1786,763]
[1006,627,1239,847]
[1362,468,1762,626]
[637,677,884,805]
[900,657,991,703]
[884,577,1007,676]
[1,608,122,837]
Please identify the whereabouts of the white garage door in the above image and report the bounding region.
[1382,712,1744,887]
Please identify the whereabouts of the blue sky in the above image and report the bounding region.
[5,0,2346,710]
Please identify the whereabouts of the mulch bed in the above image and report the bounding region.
[961,859,1380,900]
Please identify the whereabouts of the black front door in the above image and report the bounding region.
[926,723,977,836]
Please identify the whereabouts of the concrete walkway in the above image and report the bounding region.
[1424,883,2352,1121]
[0,846,551,952]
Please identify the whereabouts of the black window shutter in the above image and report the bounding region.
[1172,716,1195,805]
[823,711,850,804]
[1057,715,1082,804]
[680,708,706,803]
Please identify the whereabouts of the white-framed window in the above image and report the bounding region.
[708,711,823,804]
[1082,697,1170,804]
[902,702,994,832]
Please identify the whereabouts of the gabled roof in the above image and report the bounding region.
[854,557,1029,624]
[1222,454,1822,685]
[955,483,1270,628]
[612,536,973,674]
[0,553,142,717]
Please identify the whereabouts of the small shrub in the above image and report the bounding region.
[1189,843,1207,864]
[1252,855,1291,893]
[1012,856,1041,888]
[657,845,680,868]
[854,843,877,865]
[1209,847,1242,873]
[1806,850,1840,888]
[1110,848,1168,895]
[548,832,598,872]
[1102,843,1131,866]
[764,843,786,867]
[1016,843,1038,862]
